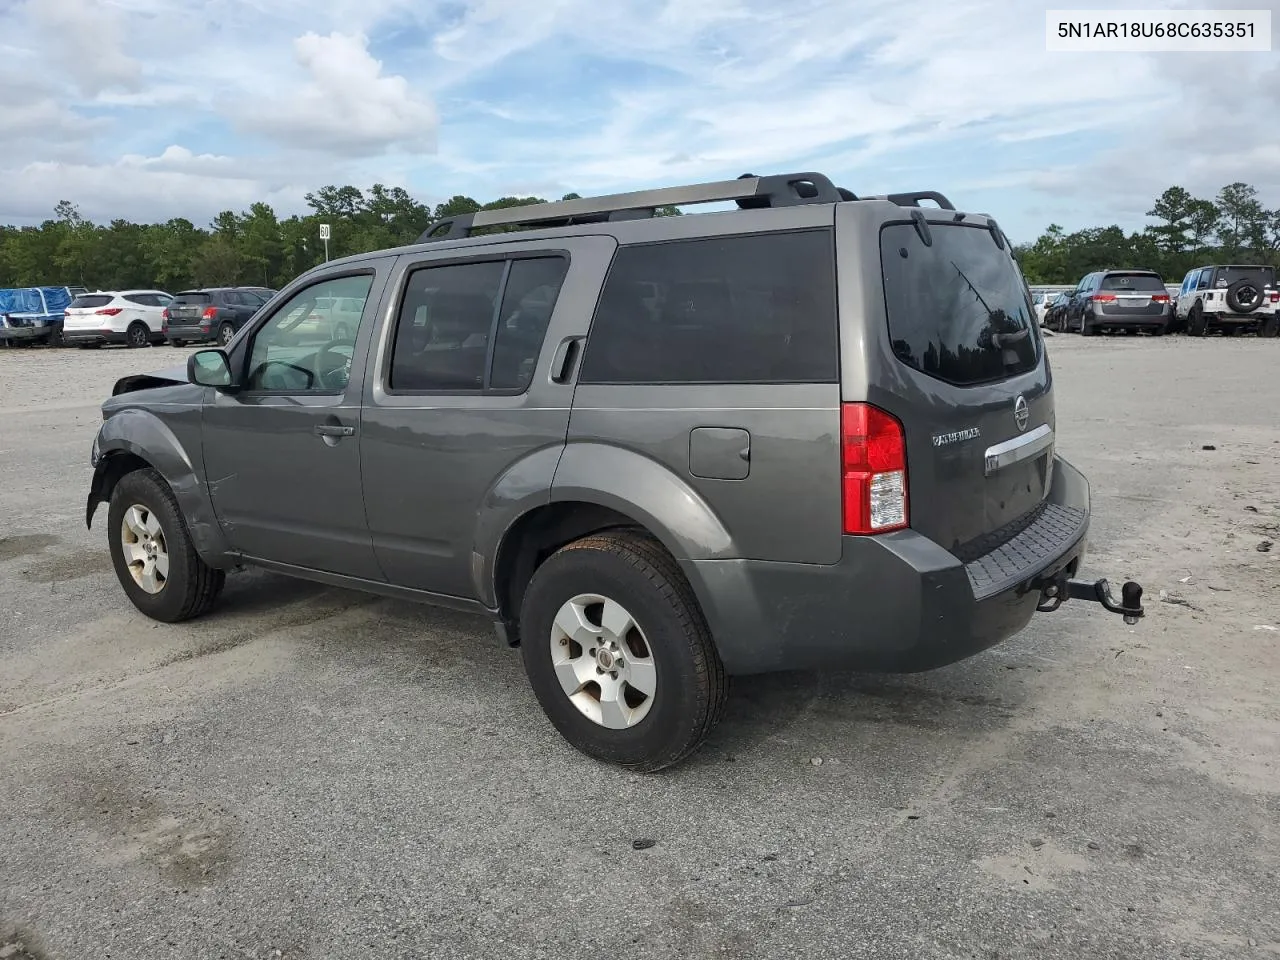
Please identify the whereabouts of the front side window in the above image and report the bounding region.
[389,256,568,393]
[245,274,374,393]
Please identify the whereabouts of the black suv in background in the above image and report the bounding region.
[1059,270,1172,335]
[163,288,268,346]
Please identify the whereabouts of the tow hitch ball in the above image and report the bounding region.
[1037,577,1145,625]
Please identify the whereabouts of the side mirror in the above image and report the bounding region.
[188,349,237,390]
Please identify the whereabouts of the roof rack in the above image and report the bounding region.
[415,173,958,243]
[417,172,846,242]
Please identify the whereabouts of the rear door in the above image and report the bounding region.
[168,292,210,327]
[849,207,1053,558]
[359,236,616,598]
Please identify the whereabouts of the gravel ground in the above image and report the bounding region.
[1,337,1277,960]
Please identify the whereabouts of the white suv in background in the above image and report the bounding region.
[1174,265,1279,337]
[62,290,174,348]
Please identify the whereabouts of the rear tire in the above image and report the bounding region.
[107,468,225,623]
[1260,316,1280,338]
[218,323,235,346]
[518,530,728,772]
[1081,314,1096,337]
[126,321,150,348]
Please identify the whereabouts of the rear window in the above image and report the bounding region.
[578,230,838,385]
[172,292,212,304]
[1100,273,1164,291]
[70,295,112,309]
[880,222,1039,387]
[1213,266,1275,287]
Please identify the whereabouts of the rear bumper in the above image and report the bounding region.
[165,325,216,342]
[0,323,58,343]
[63,329,127,345]
[1093,314,1168,327]
[689,455,1094,676]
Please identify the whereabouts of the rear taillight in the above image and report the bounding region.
[95,307,123,316]
[202,306,217,319]
[841,403,908,535]
[1151,294,1170,302]
[161,308,169,320]
[1270,292,1279,303]
[1090,294,1116,303]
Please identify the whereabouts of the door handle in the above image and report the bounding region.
[314,424,355,438]
[550,336,585,384]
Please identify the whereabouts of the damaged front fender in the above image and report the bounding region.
[87,408,234,568]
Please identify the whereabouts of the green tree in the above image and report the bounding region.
[1145,186,1193,254]
[1215,182,1265,259]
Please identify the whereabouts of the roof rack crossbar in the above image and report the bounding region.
[415,172,842,243]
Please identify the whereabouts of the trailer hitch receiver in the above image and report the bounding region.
[1036,575,1144,624]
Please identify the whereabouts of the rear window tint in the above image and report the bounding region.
[172,293,212,304]
[1100,274,1164,291]
[880,222,1039,387]
[1213,266,1275,287]
[578,230,837,385]
[70,295,112,309]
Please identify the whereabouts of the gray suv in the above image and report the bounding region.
[86,172,1144,770]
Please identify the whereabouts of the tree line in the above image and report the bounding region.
[1014,182,1280,284]
[0,187,679,292]
[1,178,1274,292]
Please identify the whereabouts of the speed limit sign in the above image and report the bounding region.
[319,223,331,240]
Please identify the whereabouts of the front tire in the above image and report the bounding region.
[519,531,728,772]
[107,468,225,623]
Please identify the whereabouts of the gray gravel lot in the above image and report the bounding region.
[2,337,1278,960]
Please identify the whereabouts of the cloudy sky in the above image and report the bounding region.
[1,0,1277,241]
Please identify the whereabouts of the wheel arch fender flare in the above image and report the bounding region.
[88,409,232,565]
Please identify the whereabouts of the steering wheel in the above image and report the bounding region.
[314,338,356,391]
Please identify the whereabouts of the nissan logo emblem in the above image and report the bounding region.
[1014,395,1029,432]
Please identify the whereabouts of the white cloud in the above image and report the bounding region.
[24,0,141,96]
[234,31,438,156]
[3,148,307,224]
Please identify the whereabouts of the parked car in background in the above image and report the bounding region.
[62,290,174,348]
[0,286,76,346]
[1044,292,1071,331]
[1174,265,1278,337]
[1061,270,1172,335]
[162,288,268,346]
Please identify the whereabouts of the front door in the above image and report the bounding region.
[359,236,617,599]
[201,265,392,579]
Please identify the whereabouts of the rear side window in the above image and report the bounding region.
[1100,273,1164,291]
[70,295,112,309]
[578,230,838,385]
[880,222,1039,387]
[389,256,568,393]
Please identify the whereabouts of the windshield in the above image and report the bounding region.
[880,221,1039,387]
[1100,274,1164,291]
